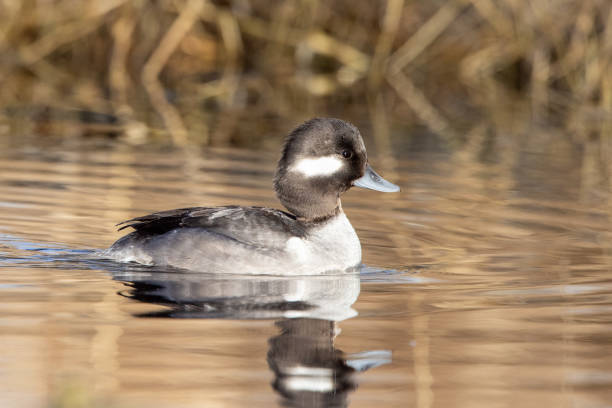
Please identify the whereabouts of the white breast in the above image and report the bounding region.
[284,212,362,273]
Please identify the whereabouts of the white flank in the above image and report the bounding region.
[286,237,309,262]
[289,155,343,177]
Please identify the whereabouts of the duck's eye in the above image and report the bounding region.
[341,150,353,159]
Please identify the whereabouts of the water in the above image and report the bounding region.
[1,135,612,408]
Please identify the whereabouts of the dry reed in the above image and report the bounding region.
[0,0,611,150]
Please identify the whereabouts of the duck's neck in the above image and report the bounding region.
[274,173,343,222]
[298,204,342,223]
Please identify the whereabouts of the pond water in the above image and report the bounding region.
[1,131,612,408]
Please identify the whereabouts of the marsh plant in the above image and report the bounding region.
[1,0,611,155]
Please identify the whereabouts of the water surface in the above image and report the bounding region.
[1,135,612,408]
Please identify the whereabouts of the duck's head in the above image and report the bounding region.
[274,118,399,221]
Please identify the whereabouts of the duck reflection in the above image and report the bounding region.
[270,318,353,407]
[113,269,390,407]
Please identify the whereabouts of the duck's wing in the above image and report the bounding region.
[117,207,198,233]
[117,206,306,248]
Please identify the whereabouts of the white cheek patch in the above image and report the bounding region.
[289,155,344,177]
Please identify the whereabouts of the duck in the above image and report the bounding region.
[106,118,399,274]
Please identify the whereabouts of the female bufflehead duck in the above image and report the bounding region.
[108,118,399,274]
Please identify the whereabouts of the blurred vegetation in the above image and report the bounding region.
[1,0,612,149]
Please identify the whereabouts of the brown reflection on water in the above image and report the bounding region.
[1,136,612,407]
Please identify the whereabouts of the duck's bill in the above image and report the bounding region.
[354,164,400,192]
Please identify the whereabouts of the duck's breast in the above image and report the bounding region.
[284,212,362,273]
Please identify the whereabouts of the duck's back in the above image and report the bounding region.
[117,206,306,245]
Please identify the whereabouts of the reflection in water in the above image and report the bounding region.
[114,270,361,321]
[114,269,390,407]
[269,318,354,408]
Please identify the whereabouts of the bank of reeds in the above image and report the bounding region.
[1,0,612,149]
